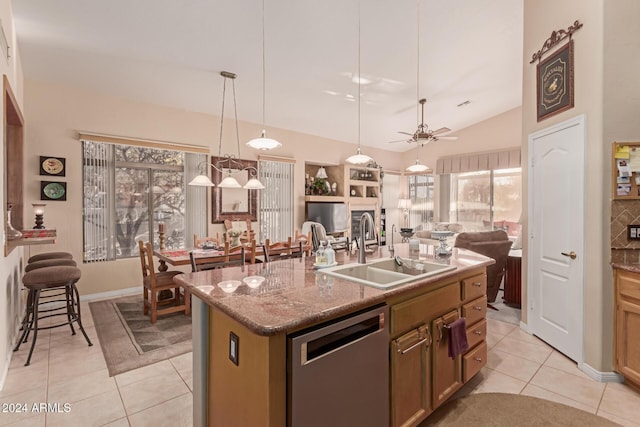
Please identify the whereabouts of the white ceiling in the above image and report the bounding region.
[12,0,523,153]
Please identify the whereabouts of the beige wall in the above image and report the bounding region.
[0,0,25,388]
[522,0,608,370]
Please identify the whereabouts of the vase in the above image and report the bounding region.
[6,208,22,240]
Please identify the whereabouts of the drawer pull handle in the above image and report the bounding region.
[474,330,482,335]
[472,282,482,287]
[474,357,483,362]
[473,306,483,311]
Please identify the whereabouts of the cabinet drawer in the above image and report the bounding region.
[618,271,640,302]
[463,341,487,382]
[391,283,460,336]
[461,273,487,302]
[462,296,487,327]
[466,319,487,350]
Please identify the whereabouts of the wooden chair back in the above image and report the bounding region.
[223,219,255,243]
[262,237,304,263]
[189,244,246,272]
[137,240,190,323]
[194,233,221,248]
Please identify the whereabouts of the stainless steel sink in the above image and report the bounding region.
[322,258,456,289]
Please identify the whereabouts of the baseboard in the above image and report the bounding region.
[81,286,139,302]
[580,362,624,383]
[519,320,530,333]
[0,350,12,391]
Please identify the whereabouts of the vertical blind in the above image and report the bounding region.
[258,157,295,242]
[83,140,116,262]
[82,139,206,262]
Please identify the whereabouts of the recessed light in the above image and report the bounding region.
[351,75,371,85]
[323,90,339,96]
[457,100,471,107]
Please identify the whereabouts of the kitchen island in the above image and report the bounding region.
[174,243,494,427]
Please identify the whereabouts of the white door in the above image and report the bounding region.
[528,114,585,362]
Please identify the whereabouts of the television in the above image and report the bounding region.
[306,202,348,234]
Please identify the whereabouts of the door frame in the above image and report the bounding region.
[527,114,585,365]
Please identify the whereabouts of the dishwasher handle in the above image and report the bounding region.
[297,307,387,365]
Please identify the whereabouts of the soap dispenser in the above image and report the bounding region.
[315,242,326,265]
[325,241,335,266]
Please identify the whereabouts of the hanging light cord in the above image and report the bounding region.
[261,0,266,129]
[416,0,420,127]
[218,76,226,161]
[357,0,361,152]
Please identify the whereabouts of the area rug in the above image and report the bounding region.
[423,393,619,426]
[90,294,192,376]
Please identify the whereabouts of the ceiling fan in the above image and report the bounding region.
[389,98,458,144]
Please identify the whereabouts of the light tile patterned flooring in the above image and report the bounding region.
[1,304,640,426]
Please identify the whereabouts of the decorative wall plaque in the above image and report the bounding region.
[537,40,574,121]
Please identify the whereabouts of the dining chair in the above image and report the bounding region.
[262,238,304,263]
[138,240,190,323]
[189,246,246,272]
[194,233,222,248]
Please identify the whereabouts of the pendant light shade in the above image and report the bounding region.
[346,0,374,166]
[406,161,429,173]
[218,175,242,189]
[244,177,266,190]
[246,129,282,150]
[247,0,282,151]
[188,174,215,187]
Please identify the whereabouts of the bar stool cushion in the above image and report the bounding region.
[23,266,81,290]
[25,258,77,272]
[27,252,73,264]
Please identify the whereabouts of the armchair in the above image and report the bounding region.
[454,230,513,304]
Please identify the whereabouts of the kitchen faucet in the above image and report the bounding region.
[358,212,374,264]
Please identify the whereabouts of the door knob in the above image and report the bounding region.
[561,251,577,259]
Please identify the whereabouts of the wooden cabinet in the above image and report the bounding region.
[432,310,462,408]
[389,269,487,427]
[614,269,640,388]
[390,325,432,427]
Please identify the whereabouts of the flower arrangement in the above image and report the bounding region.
[227,228,243,238]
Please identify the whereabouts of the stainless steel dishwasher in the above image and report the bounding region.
[288,305,389,427]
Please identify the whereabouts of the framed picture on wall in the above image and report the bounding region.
[536,40,574,121]
[40,181,67,201]
[39,156,66,177]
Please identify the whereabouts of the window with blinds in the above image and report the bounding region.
[82,139,206,262]
[258,158,295,242]
[407,174,434,228]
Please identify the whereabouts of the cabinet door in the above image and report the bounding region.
[432,310,462,409]
[390,325,432,427]
[616,299,640,385]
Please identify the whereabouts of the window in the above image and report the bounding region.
[83,139,206,262]
[449,167,521,236]
[407,174,434,228]
[258,158,294,242]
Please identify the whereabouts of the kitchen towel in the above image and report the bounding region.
[447,317,469,358]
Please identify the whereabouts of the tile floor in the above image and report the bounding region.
[1,304,639,426]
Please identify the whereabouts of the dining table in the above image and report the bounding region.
[154,240,312,272]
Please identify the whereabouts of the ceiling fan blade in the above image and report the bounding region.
[387,139,408,144]
[431,127,452,136]
[398,131,414,136]
[436,136,458,140]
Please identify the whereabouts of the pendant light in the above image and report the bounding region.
[405,0,429,173]
[406,143,429,173]
[346,0,374,165]
[246,0,282,151]
[188,71,265,190]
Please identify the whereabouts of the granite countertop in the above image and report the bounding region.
[611,263,640,273]
[174,243,493,336]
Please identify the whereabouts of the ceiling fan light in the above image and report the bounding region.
[246,129,282,150]
[406,162,429,173]
[188,174,215,187]
[218,175,242,188]
[244,177,266,190]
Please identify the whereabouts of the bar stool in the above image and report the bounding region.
[27,251,73,264]
[15,266,92,366]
